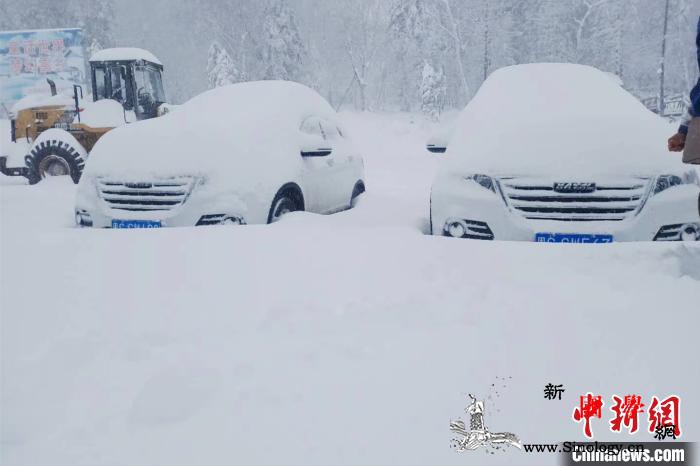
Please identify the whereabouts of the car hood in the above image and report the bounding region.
[443,115,684,179]
[442,64,687,179]
[81,81,336,189]
[84,115,300,192]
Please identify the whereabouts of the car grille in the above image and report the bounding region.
[97,177,195,212]
[498,177,651,222]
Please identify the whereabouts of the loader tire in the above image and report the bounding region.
[25,139,85,185]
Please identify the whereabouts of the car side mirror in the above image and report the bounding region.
[301,147,332,157]
[426,143,447,154]
[300,135,332,157]
[426,132,449,154]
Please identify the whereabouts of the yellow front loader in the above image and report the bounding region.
[1,48,168,184]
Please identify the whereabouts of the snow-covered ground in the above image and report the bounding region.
[1,112,699,466]
[0,118,30,171]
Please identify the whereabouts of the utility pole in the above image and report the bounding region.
[483,1,490,82]
[659,0,670,115]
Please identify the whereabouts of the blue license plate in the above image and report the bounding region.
[535,233,613,243]
[112,219,161,229]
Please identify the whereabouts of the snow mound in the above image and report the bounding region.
[10,93,74,115]
[2,112,700,466]
[89,48,162,65]
[78,99,126,128]
[82,81,337,188]
[446,63,685,177]
[1,119,10,150]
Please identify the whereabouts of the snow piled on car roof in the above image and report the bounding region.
[82,80,336,186]
[446,63,685,177]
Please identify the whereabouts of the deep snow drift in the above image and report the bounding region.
[1,112,699,466]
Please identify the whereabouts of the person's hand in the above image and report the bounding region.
[668,132,686,152]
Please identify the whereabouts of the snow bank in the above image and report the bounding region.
[78,99,126,128]
[337,111,452,231]
[1,112,699,466]
[446,63,685,177]
[0,119,30,178]
[89,47,162,65]
[1,118,9,151]
[10,93,74,115]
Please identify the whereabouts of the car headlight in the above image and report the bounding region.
[653,171,699,195]
[75,210,92,227]
[465,174,496,193]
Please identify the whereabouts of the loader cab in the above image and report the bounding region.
[89,48,166,121]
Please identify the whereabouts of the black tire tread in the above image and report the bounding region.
[267,185,304,224]
[25,137,85,185]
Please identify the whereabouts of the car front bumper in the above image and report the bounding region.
[75,177,269,228]
[430,175,700,242]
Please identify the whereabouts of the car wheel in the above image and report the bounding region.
[350,181,365,207]
[25,139,85,184]
[268,188,303,224]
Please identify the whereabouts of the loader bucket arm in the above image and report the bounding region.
[0,156,29,179]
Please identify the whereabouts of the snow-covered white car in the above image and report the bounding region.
[429,64,700,243]
[75,81,365,228]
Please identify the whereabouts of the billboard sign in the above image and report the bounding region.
[0,28,87,112]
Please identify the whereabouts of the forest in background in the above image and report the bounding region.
[1,0,698,119]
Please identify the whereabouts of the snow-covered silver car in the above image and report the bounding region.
[75,81,365,228]
[429,64,700,243]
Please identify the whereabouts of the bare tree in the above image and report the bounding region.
[658,0,671,113]
[439,0,470,100]
[339,0,385,111]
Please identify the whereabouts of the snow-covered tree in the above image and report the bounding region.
[420,61,446,120]
[513,0,575,64]
[438,0,471,102]
[574,0,624,74]
[0,0,115,61]
[3,0,696,111]
[261,0,308,82]
[389,0,450,110]
[79,0,116,53]
[671,0,699,99]
[3,0,80,32]
[207,41,243,89]
[336,0,386,111]
[87,38,103,62]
